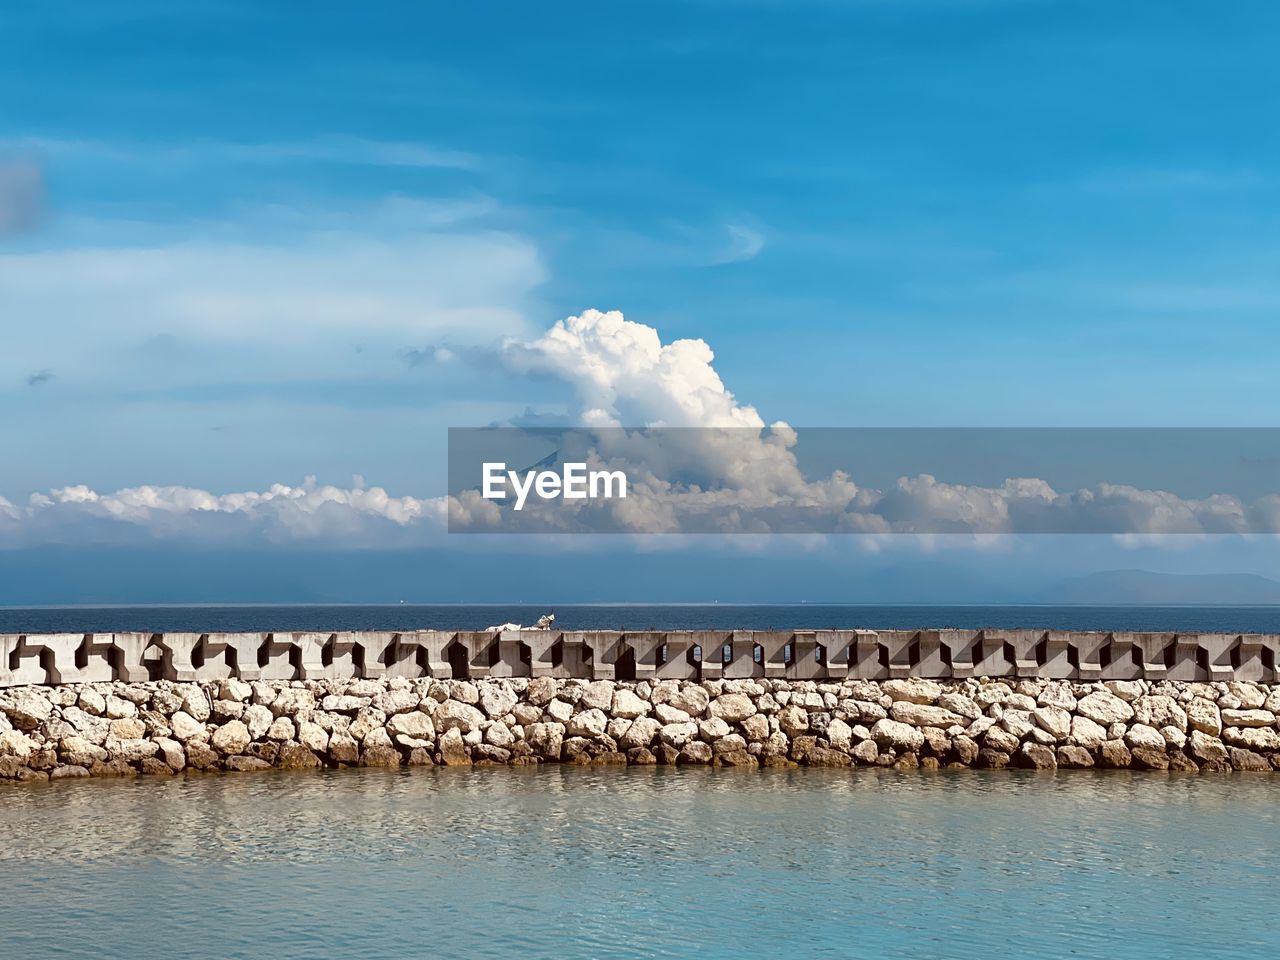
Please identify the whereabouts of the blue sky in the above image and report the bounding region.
[3,1,1280,600]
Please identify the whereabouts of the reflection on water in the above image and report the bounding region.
[1,768,1277,959]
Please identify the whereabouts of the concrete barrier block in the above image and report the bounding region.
[972,634,1013,680]
[785,631,823,680]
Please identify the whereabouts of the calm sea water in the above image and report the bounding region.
[3,603,1280,633]
[0,767,1276,959]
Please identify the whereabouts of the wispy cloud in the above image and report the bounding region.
[25,369,55,387]
[0,159,44,237]
[0,201,546,388]
[710,223,766,265]
[6,135,475,171]
[1078,167,1260,194]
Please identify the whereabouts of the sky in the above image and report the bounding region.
[2,1,1280,602]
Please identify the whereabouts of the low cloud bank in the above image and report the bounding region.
[5,309,1279,545]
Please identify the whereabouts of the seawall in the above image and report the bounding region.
[3,674,1279,782]
[4,627,1280,687]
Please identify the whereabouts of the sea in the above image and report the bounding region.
[3,603,1279,959]
[0,767,1276,959]
[4,602,1280,634]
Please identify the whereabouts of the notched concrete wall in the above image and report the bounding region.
[2,628,1279,688]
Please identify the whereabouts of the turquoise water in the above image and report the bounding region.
[1,768,1276,959]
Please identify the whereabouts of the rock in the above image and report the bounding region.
[210,720,251,755]
[1104,680,1145,702]
[1186,698,1222,736]
[883,678,941,704]
[321,695,371,712]
[155,737,186,770]
[659,722,698,748]
[870,718,925,752]
[227,756,273,773]
[433,699,486,734]
[360,743,403,768]
[620,717,661,750]
[185,741,220,770]
[277,743,323,770]
[108,718,146,740]
[851,740,879,764]
[948,735,978,765]
[327,730,358,764]
[78,689,107,715]
[611,689,649,719]
[107,738,158,762]
[1076,691,1135,725]
[1226,682,1266,709]
[1220,709,1276,729]
[697,717,731,741]
[1158,724,1186,749]
[527,722,565,760]
[1097,740,1132,769]
[826,717,853,752]
[716,750,758,768]
[983,725,1020,755]
[297,720,330,753]
[1230,747,1271,772]
[270,688,316,717]
[50,765,90,779]
[678,741,713,764]
[628,747,657,765]
[242,704,273,740]
[1189,730,1228,764]
[666,685,711,718]
[218,678,253,703]
[266,717,296,741]
[526,677,558,705]
[708,693,756,723]
[4,691,53,730]
[104,695,137,720]
[1130,747,1169,771]
[1223,726,1280,751]
[999,710,1036,740]
[546,699,574,724]
[180,687,211,722]
[890,703,960,728]
[777,705,809,738]
[938,693,982,721]
[169,711,205,741]
[1056,745,1094,768]
[1017,742,1057,769]
[804,746,851,767]
[566,709,608,738]
[58,736,107,767]
[1124,724,1166,751]
[1033,706,1072,740]
[1133,695,1187,730]
[479,684,519,718]
[1069,715,1107,749]
[387,712,435,741]
[579,681,615,712]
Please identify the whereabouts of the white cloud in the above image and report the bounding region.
[0,200,545,386]
[1,479,447,548]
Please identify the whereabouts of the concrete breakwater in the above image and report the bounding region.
[4,627,1280,688]
[4,674,1280,782]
